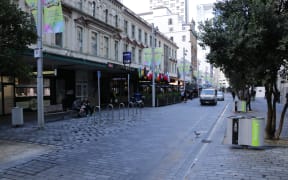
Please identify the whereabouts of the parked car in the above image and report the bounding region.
[217,91,225,101]
[199,88,217,105]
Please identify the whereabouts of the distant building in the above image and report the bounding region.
[139,6,197,84]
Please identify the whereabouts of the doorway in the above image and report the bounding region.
[1,84,15,115]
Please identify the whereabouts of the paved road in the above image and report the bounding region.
[0,95,288,180]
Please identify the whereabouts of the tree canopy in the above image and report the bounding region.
[198,0,288,138]
[0,1,37,78]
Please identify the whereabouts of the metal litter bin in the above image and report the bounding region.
[239,117,265,147]
[235,100,247,112]
[12,107,23,127]
[226,116,245,145]
[226,116,265,147]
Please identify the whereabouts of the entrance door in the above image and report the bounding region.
[76,82,88,100]
[3,84,14,114]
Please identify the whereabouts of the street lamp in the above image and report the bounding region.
[183,48,188,92]
[151,23,158,107]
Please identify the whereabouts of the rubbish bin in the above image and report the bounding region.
[226,116,245,145]
[12,107,23,127]
[226,116,265,147]
[238,117,265,147]
[235,100,247,112]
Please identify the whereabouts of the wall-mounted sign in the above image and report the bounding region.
[123,52,131,64]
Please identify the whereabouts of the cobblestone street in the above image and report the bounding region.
[0,97,287,180]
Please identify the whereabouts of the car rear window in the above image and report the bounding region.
[202,89,216,95]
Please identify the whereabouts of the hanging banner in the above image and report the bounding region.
[25,0,64,33]
[177,60,190,78]
[143,48,163,67]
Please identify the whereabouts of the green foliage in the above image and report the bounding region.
[198,0,288,90]
[0,1,37,79]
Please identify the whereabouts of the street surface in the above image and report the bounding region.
[0,95,288,180]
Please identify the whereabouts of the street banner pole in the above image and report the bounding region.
[37,0,44,128]
[151,24,156,107]
[97,71,101,111]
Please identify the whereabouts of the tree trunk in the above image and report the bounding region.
[265,83,275,139]
[275,99,288,139]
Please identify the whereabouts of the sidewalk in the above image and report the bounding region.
[185,98,288,179]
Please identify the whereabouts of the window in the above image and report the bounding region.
[103,36,109,58]
[115,15,118,27]
[170,36,174,41]
[144,32,148,44]
[158,41,161,47]
[124,43,128,52]
[182,35,186,42]
[138,29,142,42]
[114,41,119,61]
[92,1,96,16]
[105,9,108,23]
[150,35,152,46]
[138,49,142,64]
[132,47,135,63]
[169,27,173,32]
[78,0,83,9]
[124,20,128,34]
[168,18,173,25]
[91,32,98,55]
[55,32,62,47]
[131,24,135,38]
[77,26,83,52]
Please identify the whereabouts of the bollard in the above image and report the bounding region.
[119,103,125,120]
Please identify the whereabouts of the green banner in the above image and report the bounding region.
[143,48,163,67]
[25,0,64,33]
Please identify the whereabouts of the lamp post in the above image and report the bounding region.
[183,48,187,92]
[151,23,157,107]
[36,0,44,128]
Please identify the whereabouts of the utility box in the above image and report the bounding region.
[12,107,23,127]
[226,116,265,147]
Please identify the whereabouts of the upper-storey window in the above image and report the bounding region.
[150,35,152,46]
[132,47,135,63]
[115,15,118,27]
[138,29,142,42]
[91,32,98,55]
[168,18,173,25]
[78,0,83,10]
[114,41,119,61]
[76,26,83,52]
[55,32,62,47]
[105,9,108,23]
[103,36,109,58]
[131,24,135,38]
[144,32,148,45]
[124,20,128,34]
[92,1,96,17]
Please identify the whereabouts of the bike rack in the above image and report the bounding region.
[118,103,125,120]
[106,104,114,123]
[93,106,101,125]
[128,102,135,116]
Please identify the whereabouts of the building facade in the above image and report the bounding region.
[0,0,178,115]
[139,7,197,85]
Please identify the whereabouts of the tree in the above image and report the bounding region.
[198,0,288,139]
[0,1,37,79]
